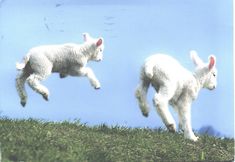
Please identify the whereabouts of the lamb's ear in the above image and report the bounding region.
[96,38,103,47]
[83,33,91,42]
[208,55,216,70]
[190,50,204,66]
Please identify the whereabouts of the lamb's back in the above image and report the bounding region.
[27,43,84,72]
[145,54,192,86]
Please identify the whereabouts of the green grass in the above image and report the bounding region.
[0,118,234,162]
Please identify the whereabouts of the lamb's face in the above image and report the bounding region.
[204,67,217,90]
[92,42,104,62]
[203,55,217,90]
[190,51,217,90]
[83,33,104,62]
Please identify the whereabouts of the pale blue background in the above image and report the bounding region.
[0,0,233,137]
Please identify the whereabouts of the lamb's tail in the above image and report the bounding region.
[16,54,30,71]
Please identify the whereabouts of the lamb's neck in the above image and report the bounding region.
[188,72,203,99]
[192,72,205,90]
[79,43,95,61]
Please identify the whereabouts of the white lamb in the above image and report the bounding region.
[135,51,217,141]
[16,33,104,107]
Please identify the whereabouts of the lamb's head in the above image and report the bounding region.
[83,33,104,62]
[190,50,217,90]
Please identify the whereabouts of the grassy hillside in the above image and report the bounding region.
[0,118,234,162]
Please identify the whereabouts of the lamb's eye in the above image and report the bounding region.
[99,48,103,52]
[212,73,216,77]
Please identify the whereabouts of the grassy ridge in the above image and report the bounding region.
[0,118,234,162]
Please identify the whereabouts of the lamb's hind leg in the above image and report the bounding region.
[16,71,30,107]
[27,74,50,101]
[135,77,151,117]
[153,86,176,132]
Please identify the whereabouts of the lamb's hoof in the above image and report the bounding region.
[43,94,49,101]
[194,136,199,142]
[95,87,100,90]
[59,73,67,78]
[93,81,101,90]
[190,136,199,142]
[142,112,149,117]
[167,124,176,133]
[21,101,26,107]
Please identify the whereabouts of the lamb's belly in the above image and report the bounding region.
[52,61,70,73]
[150,80,161,92]
[151,75,183,105]
[52,62,83,76]
[169,88,184,106]
[151,74,179,92]
[169,95,180,106]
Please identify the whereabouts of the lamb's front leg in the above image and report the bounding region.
[178,103,199,141]
[78,67,101,89]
